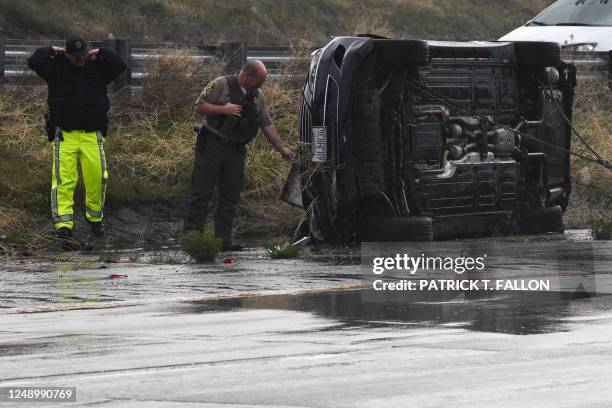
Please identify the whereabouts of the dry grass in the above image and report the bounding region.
[140,47,225,120]
[237,58,306,237]
[563,53,612,230]
[349,6,395,38]
[0,207,55,257]
[0,87,50,214]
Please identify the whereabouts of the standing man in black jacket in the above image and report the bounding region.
[28,36,126,246]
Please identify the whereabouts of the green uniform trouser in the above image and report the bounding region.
[184,133,246,244]
[51,129,108,230]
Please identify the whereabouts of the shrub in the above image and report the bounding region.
[264,239,303,259]
[589,213,612,240]
[181,225,223,262]
[141,47,225,120]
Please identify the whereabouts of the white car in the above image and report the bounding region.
[499,0,612,52]
[500,0,611,82]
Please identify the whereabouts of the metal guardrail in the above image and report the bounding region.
[563,49,611,86]
[1,40,609,89]
[0,39,306,87]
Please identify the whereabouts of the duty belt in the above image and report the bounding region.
[212,134,245,146]
[195,125,247,146]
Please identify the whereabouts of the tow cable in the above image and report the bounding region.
[539,78,611,171]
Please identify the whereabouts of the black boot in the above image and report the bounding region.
[89,221,105,236]
[56,227,93,251]
[57,227,79,251]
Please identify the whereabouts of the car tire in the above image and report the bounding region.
[520,205,564,234]
[361,216,434,242]
[513,41,561,68]
[375,40,429,67]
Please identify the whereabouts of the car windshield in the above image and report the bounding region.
[529,0,612,26]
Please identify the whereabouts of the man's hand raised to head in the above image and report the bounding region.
[88,48,100,61]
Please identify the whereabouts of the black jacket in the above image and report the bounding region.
[28,47,127,132]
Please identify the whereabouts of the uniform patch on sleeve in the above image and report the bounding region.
[202,81,217,98]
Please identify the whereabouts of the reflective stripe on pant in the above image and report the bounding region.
[51,129,108,230]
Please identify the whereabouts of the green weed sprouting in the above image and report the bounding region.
[181,226,223,262]
[263,239,303,259]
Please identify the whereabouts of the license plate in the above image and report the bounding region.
[312,126,327,162]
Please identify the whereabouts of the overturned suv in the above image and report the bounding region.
[282,36,577,242]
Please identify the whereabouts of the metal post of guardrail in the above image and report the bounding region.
[608,50,611,89]
[107,38,131,92]
[0,40,5,85]
[220,42,246,74]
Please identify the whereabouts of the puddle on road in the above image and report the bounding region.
[0,334,124,357]
[182,288,612,335]
[56,263,100,272]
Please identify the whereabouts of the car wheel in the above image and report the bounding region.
[520,205,564,234]
[375,40,429,67]
[513,41,561,68]
[360,216,434,242]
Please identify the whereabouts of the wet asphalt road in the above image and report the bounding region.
[1,231,612,407]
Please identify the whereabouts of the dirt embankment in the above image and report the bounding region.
[1,0,551,44]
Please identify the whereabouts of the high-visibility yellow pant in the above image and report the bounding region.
[51,129,108,230]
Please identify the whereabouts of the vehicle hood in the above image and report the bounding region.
[499,26,612,51]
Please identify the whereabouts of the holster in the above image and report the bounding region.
[44,111,56,142]
[195,125,208,152]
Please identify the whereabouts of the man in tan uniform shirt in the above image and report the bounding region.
[184,60,294,251]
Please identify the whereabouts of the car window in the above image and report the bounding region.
[529,0,612,26]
